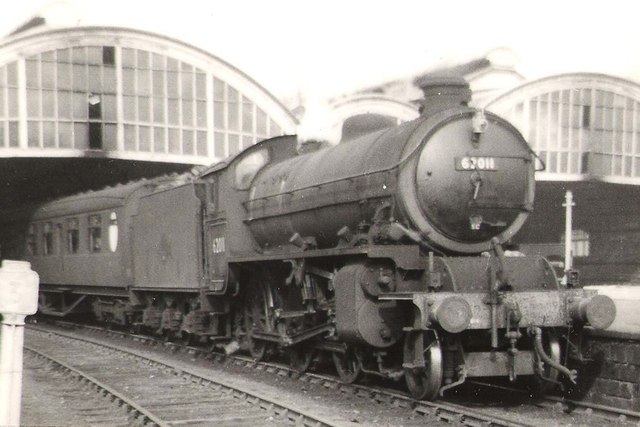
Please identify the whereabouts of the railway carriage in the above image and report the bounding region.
[0,78,616,400]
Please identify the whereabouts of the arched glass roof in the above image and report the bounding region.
[0,26,297,165]
[485,73,640,184]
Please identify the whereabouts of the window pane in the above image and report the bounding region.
[42,62,55,89]
[153,127,166,152]
[7,62,18,87]
[168,100,179,125]
[213,78,224,100]
[57,48,71,63]
[121,48,135,67]
[27,121,40,147]
[137,50,150,69]
[71,47,85,64]
[152,70,165,95]
[103,123,118,151]
[58,91,71,119]
[27,90,40,117]
[73,92,88,119]
[229,134,240,155]
[102,94,116,121]
[242,98,253,132]
[73,64,87,91]
[87,47,102,65]
[57,63,71,90]
[25,60,39,88]
[58,122,73,147]
[196,101,206,127]
[72,123,87,148]
[214,101,224,129]
[88,66,101,92]
[122,68,135,94]
[168,128,180,153]
[124,125,136,150]
[103,66,116,92]
[8,121,18,147]
[256,108,267,135]
[182,130,194,155]
[195,73,206,97]
[42,91,55,118]
[123,96,135,121]
[181,72,193,97]
[182,99,193,125]
[196,131,207,156]
[214,132,225,158]
[167,72,179,98]
[139,126,151,151]
[137,69,150,95]
[152,97,165,123]
[138,97,150,122]
[44,122,57,147]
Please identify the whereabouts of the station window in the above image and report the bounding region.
[88,214,102,253]
[67,218,79,254]
[43,222,54,255]
[26,224,37,255]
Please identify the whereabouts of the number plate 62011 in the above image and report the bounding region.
[455,156,498,171]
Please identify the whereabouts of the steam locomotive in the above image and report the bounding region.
[0,77,615,400]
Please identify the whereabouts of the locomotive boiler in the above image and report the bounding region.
[1,77,616,401]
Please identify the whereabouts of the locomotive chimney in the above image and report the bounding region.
[414,76,472,117]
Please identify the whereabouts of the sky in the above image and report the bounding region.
[1,0,640,102]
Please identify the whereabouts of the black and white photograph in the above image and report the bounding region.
[0,1,638,425]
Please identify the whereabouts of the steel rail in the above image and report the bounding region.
[24,345,170,427]
[37,321,638,426]
[26,326,342,427]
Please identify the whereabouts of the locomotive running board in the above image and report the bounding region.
[229,244,425,270]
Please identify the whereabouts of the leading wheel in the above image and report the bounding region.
[332,346,363,384]
[403,331,443,400]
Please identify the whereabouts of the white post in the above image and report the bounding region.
[0,260,39,427]
[562,191,575,284]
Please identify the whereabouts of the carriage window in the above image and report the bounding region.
[26,224,37,255]
[234,148,269,190]
[43,222,54,255]
[67,218,79,254]
[88,214,102,253]
[108,212,118,252]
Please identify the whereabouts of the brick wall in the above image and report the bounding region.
[568,332,640,411]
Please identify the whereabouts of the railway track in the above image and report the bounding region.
[24,327,346,426]
[27,321,639,427]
